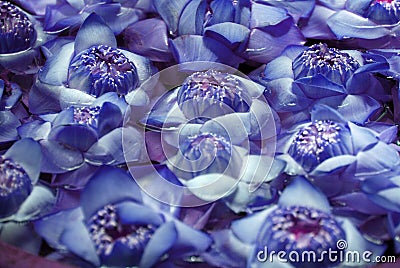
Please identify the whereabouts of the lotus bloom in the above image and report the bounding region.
[144,68,278,145]
[124,0,305,65]
[34,166,212,267]
[43,0,152,34]
[277,104,400,196]
[19,93,144,181]
[0,1,49,73]
[303,0,400,48]
[29,13,155,114]
[204,177,385,268]
[257,43,392,126]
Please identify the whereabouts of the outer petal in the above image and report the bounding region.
[60,219,100,266]
[0,111,20,143]
[5,138,42,184]
[278,176,331,213]
[124,18,173,62]
[327,10,391,39]
[170,35,244,68]
[74,13,117,54]
[80,166,142,219]
[204,22,250,51]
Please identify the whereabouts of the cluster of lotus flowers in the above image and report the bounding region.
[2,0,400,267]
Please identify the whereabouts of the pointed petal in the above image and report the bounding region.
[327,10,391,39]
[140,221,177,268]
[279,176,331,212]
[0,111,20,143]
[80,166,142,218]
[74,13,117,54]
[170,35,243,68]
[204,22,250,50]
[5,138,41,184]
[124,18,173,62]
[12,185,56,222]
[60,220,100,266]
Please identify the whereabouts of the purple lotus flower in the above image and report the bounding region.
[124,0,305,65]
[277,104,400,196]
[257,43,390,126]
[34,166,212,267]
[43,0,152,34]
[29,13,155,114]
[204,176,385,268]
[0,1,49,73]
[303,0,400,48]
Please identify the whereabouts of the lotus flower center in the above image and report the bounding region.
[177,70,251,122]
[257,206,346,267]
[68,45,139,97]
[182,133,232,160]
[258,206,345,264]
[292,120,341,157]
[0,158,31,197]
[73,106,100,127]
[288,120,349,172]
[89,205,155,258]
[368,0,400,24]
[293,43,360,84]
[0,1,35,54]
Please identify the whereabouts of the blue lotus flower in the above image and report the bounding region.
[29,13,155,114]
[19,93,144,180]
[34,166,212,267]
[257,43,390,126]
[204,177,385,268]
[43,0,152,34]
[144,68,278,144]
[303,0,400,48]
[0,138,55,222]
[124,0,305,65]
[0,1,49,73]
[277,104,400,196]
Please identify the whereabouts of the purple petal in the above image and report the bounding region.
[124,18,173,62]
[204,22,250,51]
[244,27,305,63]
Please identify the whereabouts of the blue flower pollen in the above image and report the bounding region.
[0,1,36,54]
[288,120,348,172]
[0,157,32,217]
[73,106,100,128]
[293,43,360,85]
[177,70,251,122]
[68,45,139,97]
[88,204,155,265]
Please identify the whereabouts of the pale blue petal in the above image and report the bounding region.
[74,13,117,54]
[5,138,42,184]
[327,10,391,39]
[60,220,100,266]
[279,176,331,212]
